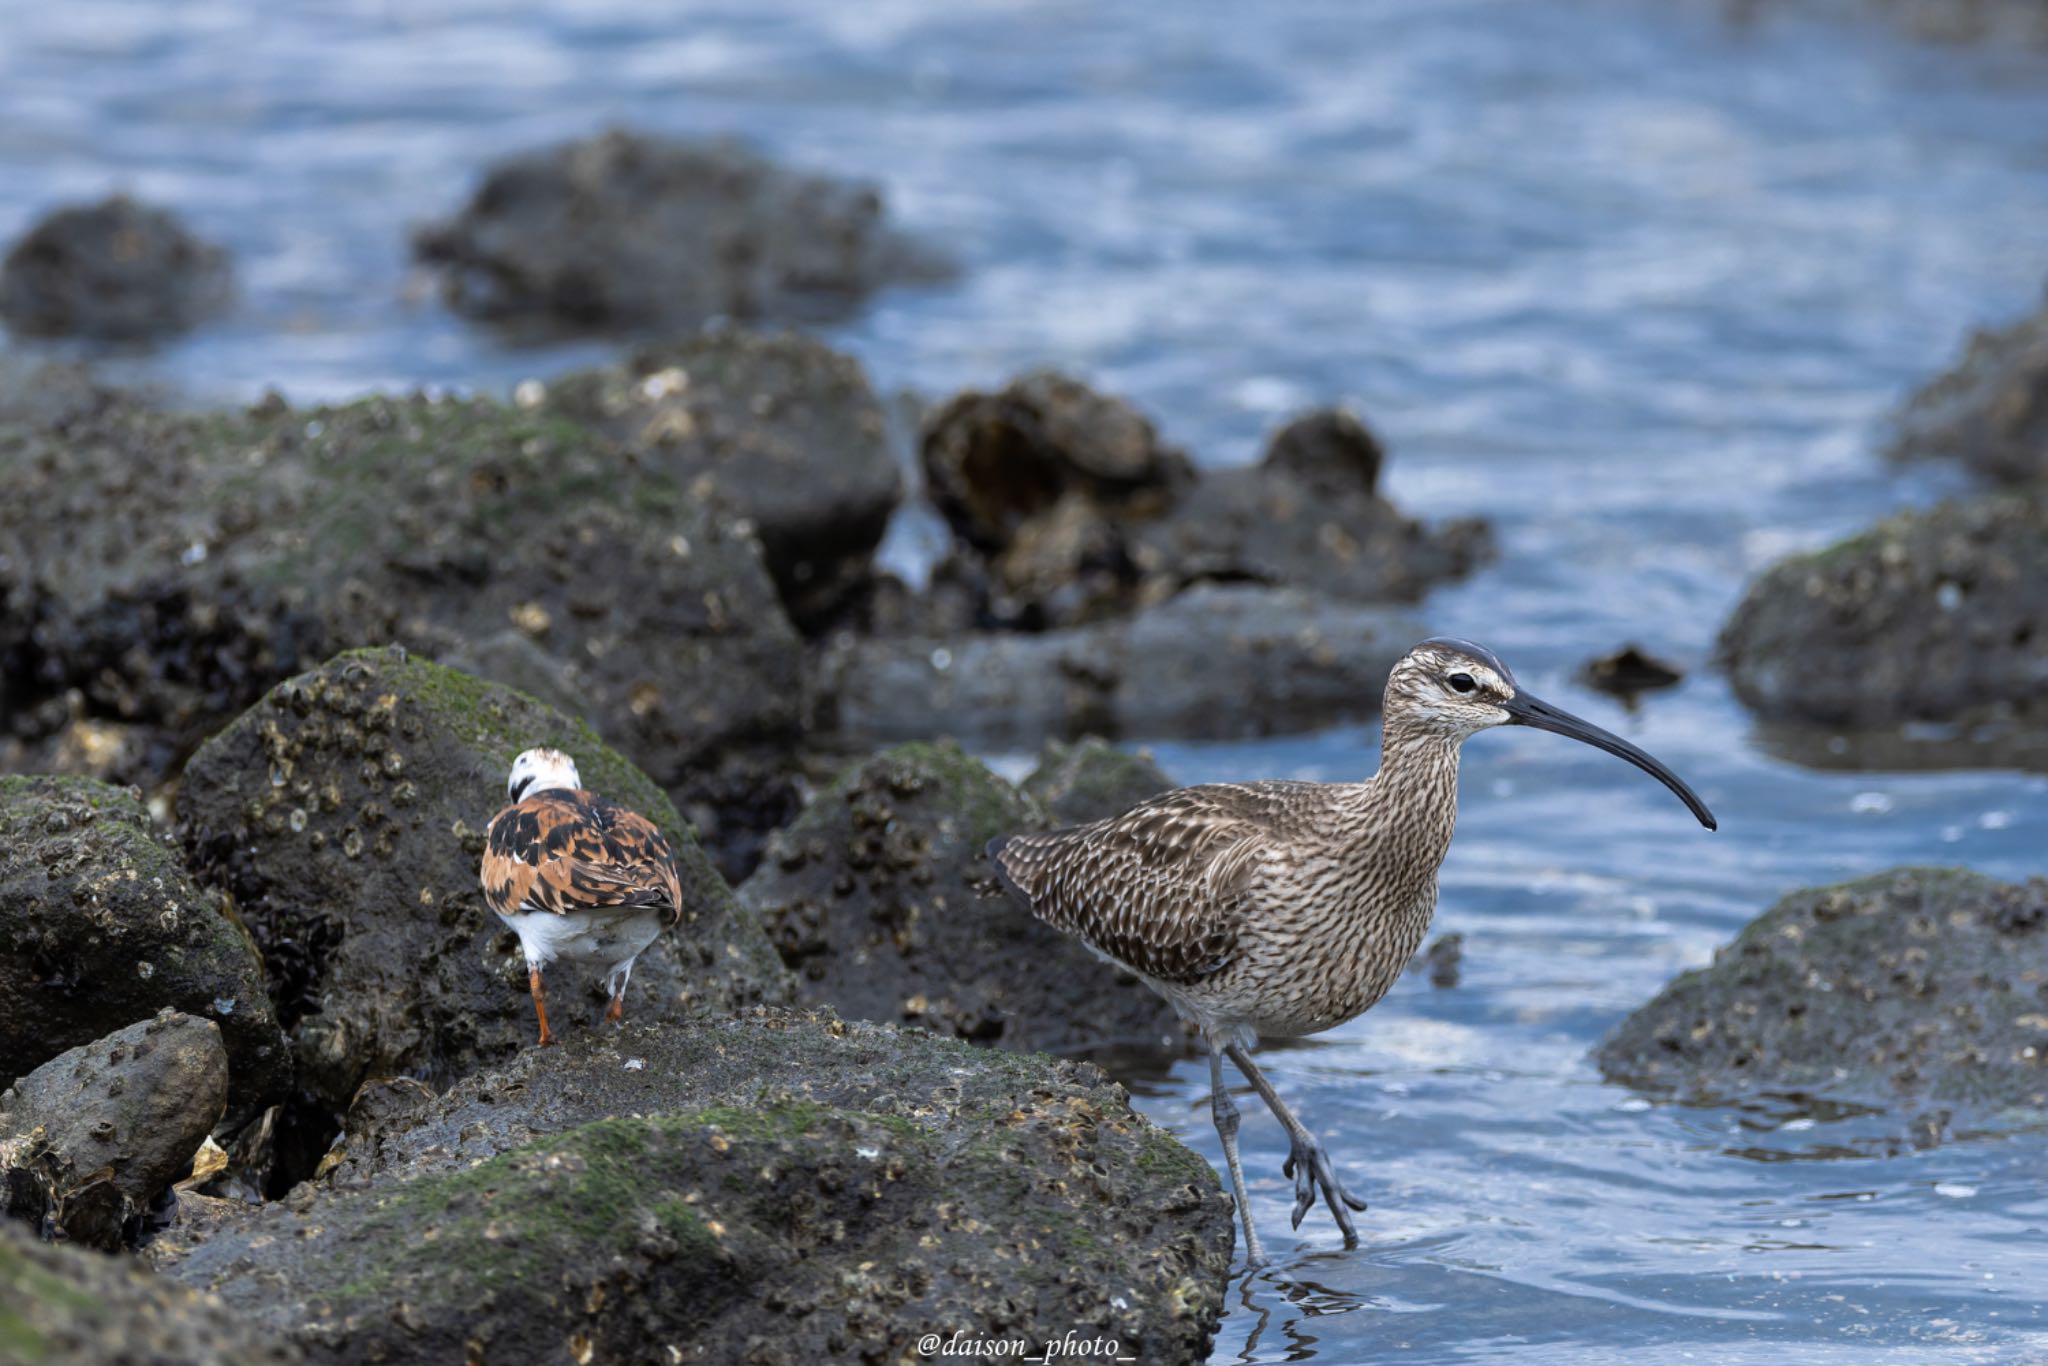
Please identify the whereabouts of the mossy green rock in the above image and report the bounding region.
[155,1011,1230,1364]
[0,380,802,836]
[1718,493,2048,728]
[1597,868,2048,1128]
[1,1218,298,1365]
[179,647,792,1114]
[741,741,1189,1054]
[1022,736,1173,826]
[0,776,289,1122]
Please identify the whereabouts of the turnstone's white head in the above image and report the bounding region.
[506,747,581,804]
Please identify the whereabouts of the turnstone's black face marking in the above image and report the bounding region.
[505,746,581,802]
[509,773,536,803]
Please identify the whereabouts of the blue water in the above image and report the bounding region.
[6,0,2048,1358]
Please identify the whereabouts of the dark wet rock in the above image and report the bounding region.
[178,647,792,1123]
[1022,736,1174,826]
[1261,406,1385,497]
[822,584,1423,745]
[1409,931,1463,989]
[152,1011,1231,1366]
[541,330,901,632]
[2,1218,299,1365]
[415,128,948,333]
[920,378,1488,628]
[1579,644,1684,700]
[0,776,289,1124]
[1596,868,2048,1127]
[0,196,229,341]
[1889,291,2048,485]
[1718,492,2048,726]
[1,1011,227,1249]
[922,370,1195,555]
[742,741,1191,1054]
[0,378,804,861]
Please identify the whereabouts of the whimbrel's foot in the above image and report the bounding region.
[1283,1133,1368,1246]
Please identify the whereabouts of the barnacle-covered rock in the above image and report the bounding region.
[179,648,792,1123]
[0,196,229,341]
[0,776,288,1123]
[153,1011,1230,1364]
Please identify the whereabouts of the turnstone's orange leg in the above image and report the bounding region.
[604,992,624,1025]
[529,967,557,1047]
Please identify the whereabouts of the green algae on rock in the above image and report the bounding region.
[741,741,1191,1055]
[1596,868,2048,1132]
[156,1010,1231,1365]
[179,647,792,1117]
[1021,736,1174,827]
[0,776,289,1123]
[1,1218,299,1365]
[0,377,804,868]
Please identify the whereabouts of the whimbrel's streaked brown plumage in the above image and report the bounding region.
[988,638,1716,1263]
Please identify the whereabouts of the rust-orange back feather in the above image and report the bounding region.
[481,789,682,926]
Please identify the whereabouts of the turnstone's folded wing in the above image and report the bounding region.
[481,790,683,925]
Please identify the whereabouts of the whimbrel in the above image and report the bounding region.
[987,639,1715,1262]
[481,748,683,1045]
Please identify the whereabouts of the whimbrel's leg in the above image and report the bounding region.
[1210,1048,1265,1266]
[1225,1044,1367,1246]
[529,967,557,1047]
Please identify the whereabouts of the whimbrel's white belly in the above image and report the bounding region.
[499,906,663,973]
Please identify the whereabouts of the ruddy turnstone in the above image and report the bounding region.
[480,747,682,1046]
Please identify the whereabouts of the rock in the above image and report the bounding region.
[1261,406,1384,497]
[0,776,290,1124]
[1022,736,1174,827]
[1595,869,2048,1129]
[919,377,1489,628]
[414,128,948,332]
[153,1011,1231,1365]
[1409,931,1463,989]
[178,647,792,1126]
[0,196,230,341]
[541,331,901,633]
[1579,644,1684,700]
[742,741,1190,1053]
[0,379,804,865]
[1890,290,2048,485]
[921,370,1195,555]
[1,1011,227,1249]
[1,1218,298,1365]
[1718,493,2048,726]
[821,584,1424,745]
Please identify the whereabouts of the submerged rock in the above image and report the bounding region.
[179,647,792,1121]
[1718,493,2048,727]
[822,584,1423,745]
[1596,868,2048,1128]
[1890,290,2048,485]
[415,128,948,332]
[541,331,901,633]
[0,196,230,341]
[918,382,1488,629]
[154,1012,1231,1365]
[1579,644,1684,701]
[1,1011,227,1249]
[0,776,289,1123]
[1022,736,1174,826]
[0,378,804,864]
[742,741,1190,1053]
[2,1218,298,1365]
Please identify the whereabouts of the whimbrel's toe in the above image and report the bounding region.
[1283,1135,1368,1245]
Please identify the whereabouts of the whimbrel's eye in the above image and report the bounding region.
[1446,672,1477,694]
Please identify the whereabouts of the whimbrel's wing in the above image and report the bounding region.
[989,782,1311,986]
[481,790,683,927]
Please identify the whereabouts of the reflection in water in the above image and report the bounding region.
[1231,1259,1376,1365]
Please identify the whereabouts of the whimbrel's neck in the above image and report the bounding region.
[1355,713,1466,865]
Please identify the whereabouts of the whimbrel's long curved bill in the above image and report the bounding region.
[1502,692,1718,831]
